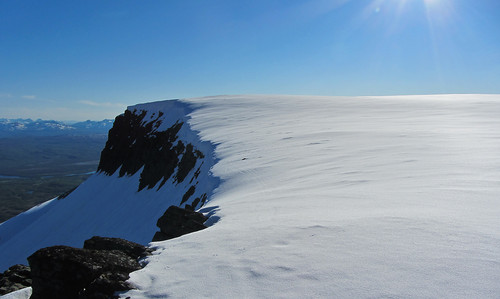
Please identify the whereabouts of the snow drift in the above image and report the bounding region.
[2,94,500,298]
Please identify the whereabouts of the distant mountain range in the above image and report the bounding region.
[0,118,114,137]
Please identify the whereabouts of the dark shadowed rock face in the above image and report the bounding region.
[152,205,208,242]
[0,264,31,295]
[97,109,207,210]
[98,109,188,191]
[28,237,150,299]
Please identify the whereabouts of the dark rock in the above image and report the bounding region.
[181,185,196,205]
[152,231,170,242]
[28,244,142,299]
[98,108,203,192]
[176,144,199,183]
[152,205,208,241]
[0,264,31,295]
[83,236,153,260]
[80,272,130,299]
[186,193,207,211]
[190,163,203,183]
[185,197,201,211]
[57,186,78,200]
[200,193,208,206]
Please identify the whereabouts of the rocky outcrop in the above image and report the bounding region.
[27,237,150,299]
[57,186,78,200]
[97,109,204,192]
[83,236,153,259]
[0,264,31,295]
[152,205,208,241]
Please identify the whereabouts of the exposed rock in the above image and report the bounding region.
[0,264,31,295]
[98,109,184,191]
[200,193,209,207]
[57,186,78,200]
[1,237,151,297]
[181,185,196,205]
[79,272,130,299]
[83,236,153,260]
[28,242,142,299]
[185,197,200,211]
[176,143,201,183]
[98,109,202,192]
[190,163,203,183]
[152,205,208,242]
[185,193,208,211]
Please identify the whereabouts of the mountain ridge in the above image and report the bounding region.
[0,99,220,273]
[0,119,114,137]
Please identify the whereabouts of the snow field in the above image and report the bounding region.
[1,94,500,298]
[124,95,500,298]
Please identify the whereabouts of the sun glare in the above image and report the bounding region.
[361,0,453,31]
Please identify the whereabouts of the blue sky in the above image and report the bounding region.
[1,0,499,120]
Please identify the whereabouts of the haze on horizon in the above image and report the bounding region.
[1,0,499,121]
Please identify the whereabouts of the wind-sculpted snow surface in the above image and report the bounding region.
[123,95,500,298]
[2,95,500,298]
[0,100,219,272]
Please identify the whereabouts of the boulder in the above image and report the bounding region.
[79,272,130,299]
[0,264,31,295]
[83,236,152,260]
[28,244,142,299]
[152,205,208,241]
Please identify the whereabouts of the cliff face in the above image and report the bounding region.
[0,100,219,272]
[97,105,210,209]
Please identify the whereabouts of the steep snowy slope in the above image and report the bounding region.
[2,94,500,298]
[0,100,219,271]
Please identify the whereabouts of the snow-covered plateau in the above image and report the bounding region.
[2,94,500,298]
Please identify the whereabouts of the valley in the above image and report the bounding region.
[0,135,107,222]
